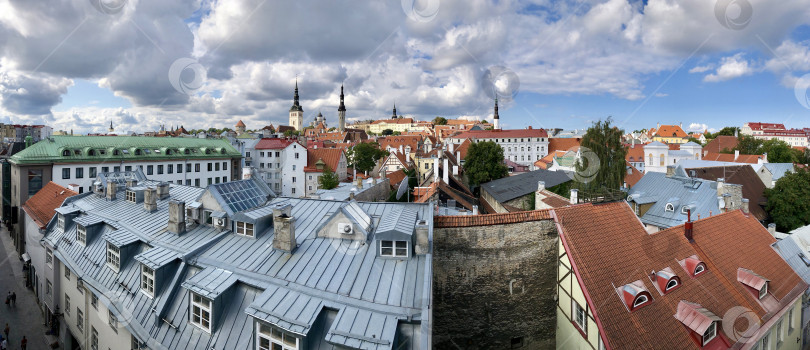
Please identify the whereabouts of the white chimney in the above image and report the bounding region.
[144,187,157,213]
[472,205,479,215]
[570,189,578,204]
[453,165,459,176]
[414,220,430,255]
[433,158,439,182]
[741,198,749,215]
[67,184,80,193]
[449,143,454,153]
[456,151,461,162]
[157,182,170,200]
[717,178,725,196]
[443,158,449,184]
[399,145,403,154]
[242,167,253,179]
[406,152,410,162]
[768,223,777,237]
[168,200,186,234]
[734,149,740,160]
[537,181,545,192]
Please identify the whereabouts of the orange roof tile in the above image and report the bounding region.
[703,136,739,154]
[702,152,764,164]
[451,128,548,140]
[386,169,407,186]
[548,137,581,153]
[434,208,552,227]
[624,161,643,188]
[22,182,78,229]
[654,125,688,138]
[306,148,344,172]
[554,202,806,349]
[625,143,646,162]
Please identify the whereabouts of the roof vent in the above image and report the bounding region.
[679,255,707,277]
[615,280,652,311]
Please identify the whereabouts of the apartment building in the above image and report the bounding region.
[253,138,306,197]
[447,127,550,167]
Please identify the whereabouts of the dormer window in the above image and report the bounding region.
[257,322,299,350]
[632,294,649,308]
[738,268,770,300]
[694,264,705,276]
[106,242,120,273]
[702,321,717,346]
[800,253,810,266]
[134,149,141,155]
[665,203,675,212]
[126,190,136,203]
[666,279,679,291]
[190,292,212,333]
[77,224,87,246]
[759,283,768,299]
[652,268,681,294]
[88,150,96,156]
[113,150,120,156]
[235,222,254,237]
[618,281,652,311]
[62,149,70,157]
[380,240,408,258]
[141,265,154,298]
[680,256,707,277]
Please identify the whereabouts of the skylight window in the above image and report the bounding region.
[800,253,810,266]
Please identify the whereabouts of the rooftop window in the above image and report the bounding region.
[77,224,87,246]
[106,242,120,272]
[190,292,212,333]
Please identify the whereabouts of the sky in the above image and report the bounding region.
[1,0,810,135]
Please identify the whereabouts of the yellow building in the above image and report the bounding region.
[555,202,805,350]
[651,124,689,144]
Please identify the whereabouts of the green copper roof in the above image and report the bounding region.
[10,136,241,165]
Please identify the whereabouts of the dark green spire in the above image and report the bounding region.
[290,79,303,112]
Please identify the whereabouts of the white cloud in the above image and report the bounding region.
[687,123,708,132]
[703,54,754,82]
[689,65,714,73]
[654,93,668,97]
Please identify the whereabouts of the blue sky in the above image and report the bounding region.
[3,0,810,134]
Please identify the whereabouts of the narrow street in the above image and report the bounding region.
[0,227,49,350]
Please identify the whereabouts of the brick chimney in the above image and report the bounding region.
[106,181,117,201]
[272,204,296,253]
[157,182,170,200]
[684,209,694,243]
[144,187,157,213]
[168,200,186,234]
[356,177,363,190]
[414,220,430,255]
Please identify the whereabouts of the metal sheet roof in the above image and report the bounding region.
[376,206,417,238]
[245,285,324,336]
[181,267,239,300]
[135,246,181,270]
[480,169,572,203]
[627,172,724,228]
[103,229,140,248]
[325,306,399,350]
[763,163,795,181]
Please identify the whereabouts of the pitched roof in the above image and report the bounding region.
[548,137,581,153]
[235,120,246,127]
[434,208,552,228]
[306,148,344,172]
[554,202,807,349]
[450,128,548,140]
[702,152,765,164]
[703,136,739,154]
[480,169,571,203]
[255,138,297,150]
[627,172,726,228]
[455,138,472,160]
[624,161,643,188]
[377,135,421,152]
[684,165,768,221]
[653,125,688,138]
[386,169,407,187]
[22,182,78,229]
[625,143,646,162]
[204,178,274,215]
[745,122,785,131]
[371,117,415,124]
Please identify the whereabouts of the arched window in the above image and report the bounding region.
[62,150,70,157]
[665,203,674,212]
[88,150,96,156]
[665,279,678,291]
[648,154,653,165]
[633,295,648,308]
[113,150,120,156]
[694,264,705,276]
[134,149,141,156]
[659,153,665,166]
[184,149,190,155]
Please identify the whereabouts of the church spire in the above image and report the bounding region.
[338,84,346,112]
[392,103,397,119]
[493,97,500,130]
[338,84,346,133]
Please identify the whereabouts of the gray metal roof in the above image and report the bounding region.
[627,172,725,229]
[204,178,274,215]
[480,169,572,203]
[103,228,140,248]
[772,230,810,286]
[376,206,417,238]
[43,180,433,350]
[342,201,372,232]
[763,163,795,181]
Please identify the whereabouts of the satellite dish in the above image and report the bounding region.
[396,176,409,200]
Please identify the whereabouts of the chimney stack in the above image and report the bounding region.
[741,198,749,215]
[734,150,740,160]
[456,151,461,163]
[356,177,363,189]
[126,178,138,188]
[157,182,170,200]
[453,165,459,176]
[569,189,578,204]
[684,209,694,243]
[168,200,186,234]
[414,220,430,255]
[443,157,449,184]
[716,178,725,196]
[537,181,545,192]
[768,223,777,237]
[144,187,157,213]
[472,205,478,215]
[106,181,117,201]
[67,184,80,193]
[272,204,296,253]
[449,143,454,153]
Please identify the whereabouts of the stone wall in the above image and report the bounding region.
[433,215,558,349]
[354,178,390,202]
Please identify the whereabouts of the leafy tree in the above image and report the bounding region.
[575,118,627,190]
[707,126,739,138]
[760,139,799,163]
[765,168,810,232]
[318,166,340,190]
[432,117,448,125]
[348,142,388,173]
[381,129,394,136]
[328,127,336,131]
[734,135,762,155]
[686,137,702,145]
[480,120,489,124]
[283,129,300,137]
[392,131,402,136]
[464,141,508,187]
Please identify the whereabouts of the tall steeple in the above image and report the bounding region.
[338,84,346,132]
[289,79,304,131]
[493,97,500,130]
[108,120,114,133]
[392,103,397,119]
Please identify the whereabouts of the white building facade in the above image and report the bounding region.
[253,139,307,197]
[448,128,550,166]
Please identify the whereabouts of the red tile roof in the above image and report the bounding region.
[625,143,646,162]
[386,169,407,187]
[554,202,807,349]
[624,161,643,188]
[305,148,344,172]
[378,136,421,153]
[548,138,581,153]
[702,152,764,164]
[746,122,785,131]
[455,139,472,161]
[22,182,78,229]
[654,125,688,138]
[703,136,739,154]
[434,208,552,227]
[235,120,246,127]
[451,128,548,140]
[371,118,415,124]
[255,138,297,150]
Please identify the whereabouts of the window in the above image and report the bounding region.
[223,162,227,170]
[694,264,705,275]
[190,292,212,332]
[106,242,121,272]
[761,332,769,349]
[76,167,84,179]
[215,162,220,171]
[125,166,132,172]
[157,165,164,175]
[380,241,408,257]
[236,222,254,237]
[109,310,118,331]
[665,203,674,212]
[147,165,153,175]
[126,190,137,203]
[65,294,71,315]
[186,164,192,172]
[62,168,70,179]
[777,319,784,345]
[168,164,173,174]
[295,153,299,159]
[91,327,98,350]
[177,163,183,173]
[759,282,768,299]
[131,335,142,350]
[292,177,296,183]
[291,188,296,194]
[91,293,98,309]
[195,179,200,187]
[246,151,251,158]
[789,308,795,333]
[46,248,53,267]
[659,153,665,166]
[77,224,87,245]
[186,179,191,186]
[46,280,52,296]
[114,166,120,172]
[102,166,109,173]
[573,302,587,334]
[207,162,213,171]
[207,178,212,185]
[260,152,265,157]
[633,295,648,308]
[195,164,200,172]
[666,279,679,291]
[141,265,154,297]
[222,176,227,183]
[699,320,717,345]
[257,322,299,350]
[77,308,84,333]
[77,279,84,294]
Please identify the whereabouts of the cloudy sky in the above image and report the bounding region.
[1,0,810,134]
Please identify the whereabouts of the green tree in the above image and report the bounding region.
[734,135,762,155]
[392,131,402,136]
[283,129,300,137]
[480,120,489,124]
[387,168,418,202]
[318,166,339,190]
[432,116,448,125]
[348,142,388,173]
[765,168,810,232]
[708,127,739,138]
[686,136,702,145]
[575,118,627,190]
[760,139,798,163]
[381,129,394,136]
[464,141,508,187]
